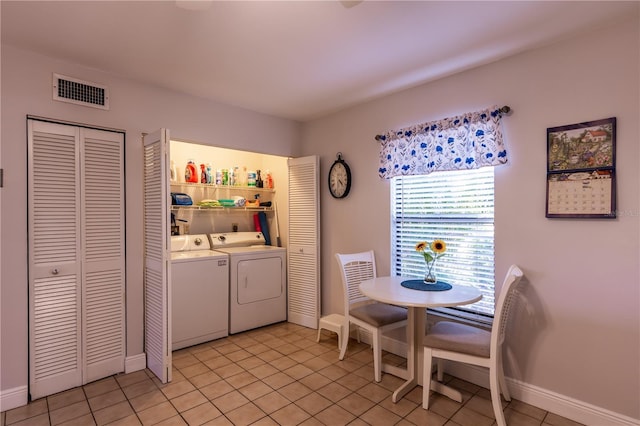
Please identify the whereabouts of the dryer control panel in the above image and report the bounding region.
[171,234,212,252]
[210,232,265,248]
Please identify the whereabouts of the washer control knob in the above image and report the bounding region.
[218,235,226,242]
[194,237,203,246]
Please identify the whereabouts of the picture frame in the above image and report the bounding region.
[545,117,616,219]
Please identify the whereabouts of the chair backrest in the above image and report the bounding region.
[335,251,377,313]
[491,264,524,354]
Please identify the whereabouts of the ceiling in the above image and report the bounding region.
[1,1,637,122]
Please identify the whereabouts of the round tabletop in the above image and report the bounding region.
[359,276,482,308]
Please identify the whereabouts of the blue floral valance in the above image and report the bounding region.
[377,105,509,179]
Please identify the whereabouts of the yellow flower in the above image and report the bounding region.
[415,239,447,264]
[431,240,446,254]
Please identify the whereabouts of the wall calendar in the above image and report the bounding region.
[546,117,616,219]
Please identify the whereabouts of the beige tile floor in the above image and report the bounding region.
[1,322,584,426]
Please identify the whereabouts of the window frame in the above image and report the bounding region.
[390,167,496,317]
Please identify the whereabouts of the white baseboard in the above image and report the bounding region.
[358,328,639,426]
[506,377,640,426]
[427,313,639,425]
[0,385,28,412]
[444,361,640,426]
[125,353,146,374]
[1,355,147,413]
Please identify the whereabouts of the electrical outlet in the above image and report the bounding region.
[232,223,239,232]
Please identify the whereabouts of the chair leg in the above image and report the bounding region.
[339,324,349,361]
[316,328,321,343]
[422,348,433,409]
[489,365,506,426]
[436,359,444,382]
[372,330,382,382]
[497,352,511,401]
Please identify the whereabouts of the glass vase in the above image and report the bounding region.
[424,261,437,284]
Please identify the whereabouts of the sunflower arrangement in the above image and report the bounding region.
[415,240,447,283]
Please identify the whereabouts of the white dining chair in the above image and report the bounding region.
[422,264,524,426]
[336,250,408,382]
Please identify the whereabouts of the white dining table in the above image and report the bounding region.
[359,276,482,403]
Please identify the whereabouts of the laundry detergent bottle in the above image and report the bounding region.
[200,164,207,183]
[185,159,198,183]
[206,164,213,184]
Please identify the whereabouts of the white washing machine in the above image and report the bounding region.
[171,234,229,350]
[210,232,287,334]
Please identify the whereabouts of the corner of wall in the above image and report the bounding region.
[124,353,146,374]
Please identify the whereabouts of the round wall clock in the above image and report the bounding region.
[328,153,351,199]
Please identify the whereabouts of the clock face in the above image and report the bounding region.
[329,160,351,198]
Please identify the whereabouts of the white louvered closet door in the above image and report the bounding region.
[28,120,125,400]
[81,128,125,383]
[287,156,320,328]
[142,129,172,384]
[29,121,83,399]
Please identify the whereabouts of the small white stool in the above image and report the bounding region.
[316,314,345,349]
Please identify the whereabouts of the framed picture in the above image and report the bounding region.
[546,117,616,218]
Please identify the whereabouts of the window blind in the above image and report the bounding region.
[391,167,495,315]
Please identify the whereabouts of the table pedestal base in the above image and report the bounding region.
[429,380,463,403]
[382,364,409,380]
[391,377,463,403]
[392,378,417,403]
[387,307,463,405]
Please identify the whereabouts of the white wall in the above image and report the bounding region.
[302,16,639,422]
[0,45,301,405]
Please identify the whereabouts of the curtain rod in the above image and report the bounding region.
[374,105,512,141]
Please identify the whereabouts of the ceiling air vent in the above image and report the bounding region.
[52,73,110,110]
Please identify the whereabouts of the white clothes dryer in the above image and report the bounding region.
[210,232,287,334]
[171,234,229,350]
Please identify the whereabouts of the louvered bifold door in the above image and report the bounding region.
[287,156,320,328]
[28,120,83,399]
[143,129,172,384]
[81,128,125,382]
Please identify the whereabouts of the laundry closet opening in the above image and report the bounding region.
[143,130,319,384]
[168,139,290,348]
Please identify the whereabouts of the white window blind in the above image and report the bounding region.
[391,167,495,316]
